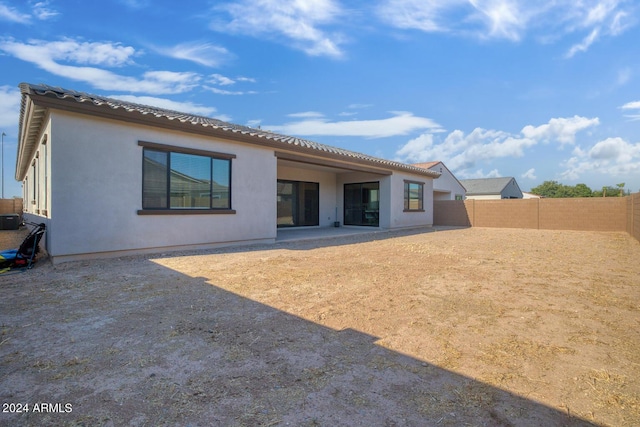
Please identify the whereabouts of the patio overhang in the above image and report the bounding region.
[275,151,392,176]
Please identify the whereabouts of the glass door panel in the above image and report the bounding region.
[277,180,319,227]
[344,182,379,226]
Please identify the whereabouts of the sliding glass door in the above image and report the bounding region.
[344,182,379,226]
[277,180,319,227]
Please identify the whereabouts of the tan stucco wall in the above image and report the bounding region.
[277,164,339,226]
[35,111,278,261]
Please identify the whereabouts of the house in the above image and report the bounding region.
[460,177,523,200]
[16,83,441,263]
[522,192,542,199]
[412,161,466,201]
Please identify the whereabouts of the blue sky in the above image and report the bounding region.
[1,0,639,198]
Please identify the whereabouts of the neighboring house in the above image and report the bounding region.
[16,83,441,263]
[413,161,466,201]
[460,177,523,199]
[522,192,542,199]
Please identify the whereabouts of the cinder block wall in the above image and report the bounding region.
[434,194,639,243]
[630,193,640,242]
[433,200,471,226]
[539,197,626,231]
[0,199,23,215]
[471,199,540,229]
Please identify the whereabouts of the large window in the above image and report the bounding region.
[277,180,319,227]
[139,141,234,214]
[404,180,424,211]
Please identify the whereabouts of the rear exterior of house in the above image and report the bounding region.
[16,83,440,263]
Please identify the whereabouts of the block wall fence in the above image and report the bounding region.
[0,198,23,216]
[434,193,640,243]
[3,197,639,244]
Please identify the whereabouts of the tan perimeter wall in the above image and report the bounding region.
[435,194,639,243]
[0,199,23,215]
[629,193,640,243]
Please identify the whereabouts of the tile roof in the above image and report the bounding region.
[412,161,441,169]
[459,177,515,194]
[17,83,440,180]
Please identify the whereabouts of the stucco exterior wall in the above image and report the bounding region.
[41,111,277,261]
[428,165,465,201]
[277,164,339,226]
[19,109,440,262]
[390,172,434,228]
[335,171,435,229]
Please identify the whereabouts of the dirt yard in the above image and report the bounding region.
[1,227,639,426]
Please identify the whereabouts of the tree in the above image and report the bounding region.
[530,181,564,198]
[530,181,592,198]
[531,181,631,198]
[573,183,593,197]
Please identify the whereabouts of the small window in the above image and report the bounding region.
[139,142,234,214]
[404,181,424,212]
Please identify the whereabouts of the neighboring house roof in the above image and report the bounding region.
[412,161,440,169]
[460,177,519,195]
[413,161,466,192]
[16,83,441,181]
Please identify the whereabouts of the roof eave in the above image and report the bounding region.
[17,83,441,179]
[16,88,48,181]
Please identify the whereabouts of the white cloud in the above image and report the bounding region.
[621,100,640,121]
[521,168,537,180]
[468,0,529,41]
[565,27,599,58]
[208,74,235,86]
[376,0,459,33]
[521,115,599,145]
[376,0,634,54]
[0,38,200,94]
[204,86,257,96]
[0,38,136,67]
[203,74,258,95]
[288,111,325,118]
[159,42,233,68]
[0,1,57,23]
[395,115,599,172]
[267,111,443,139]
[212,0,345,58]
[621,101,640,109]
[0,85,21,128]
[462,168,503,179]
[32,1,59,20]
[561,137,640,180]
[396,133,437,163]
[0,4,29,23]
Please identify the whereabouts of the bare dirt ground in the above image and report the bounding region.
[0,226,639,426]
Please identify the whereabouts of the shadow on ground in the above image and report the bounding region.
[0,239,595,426]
